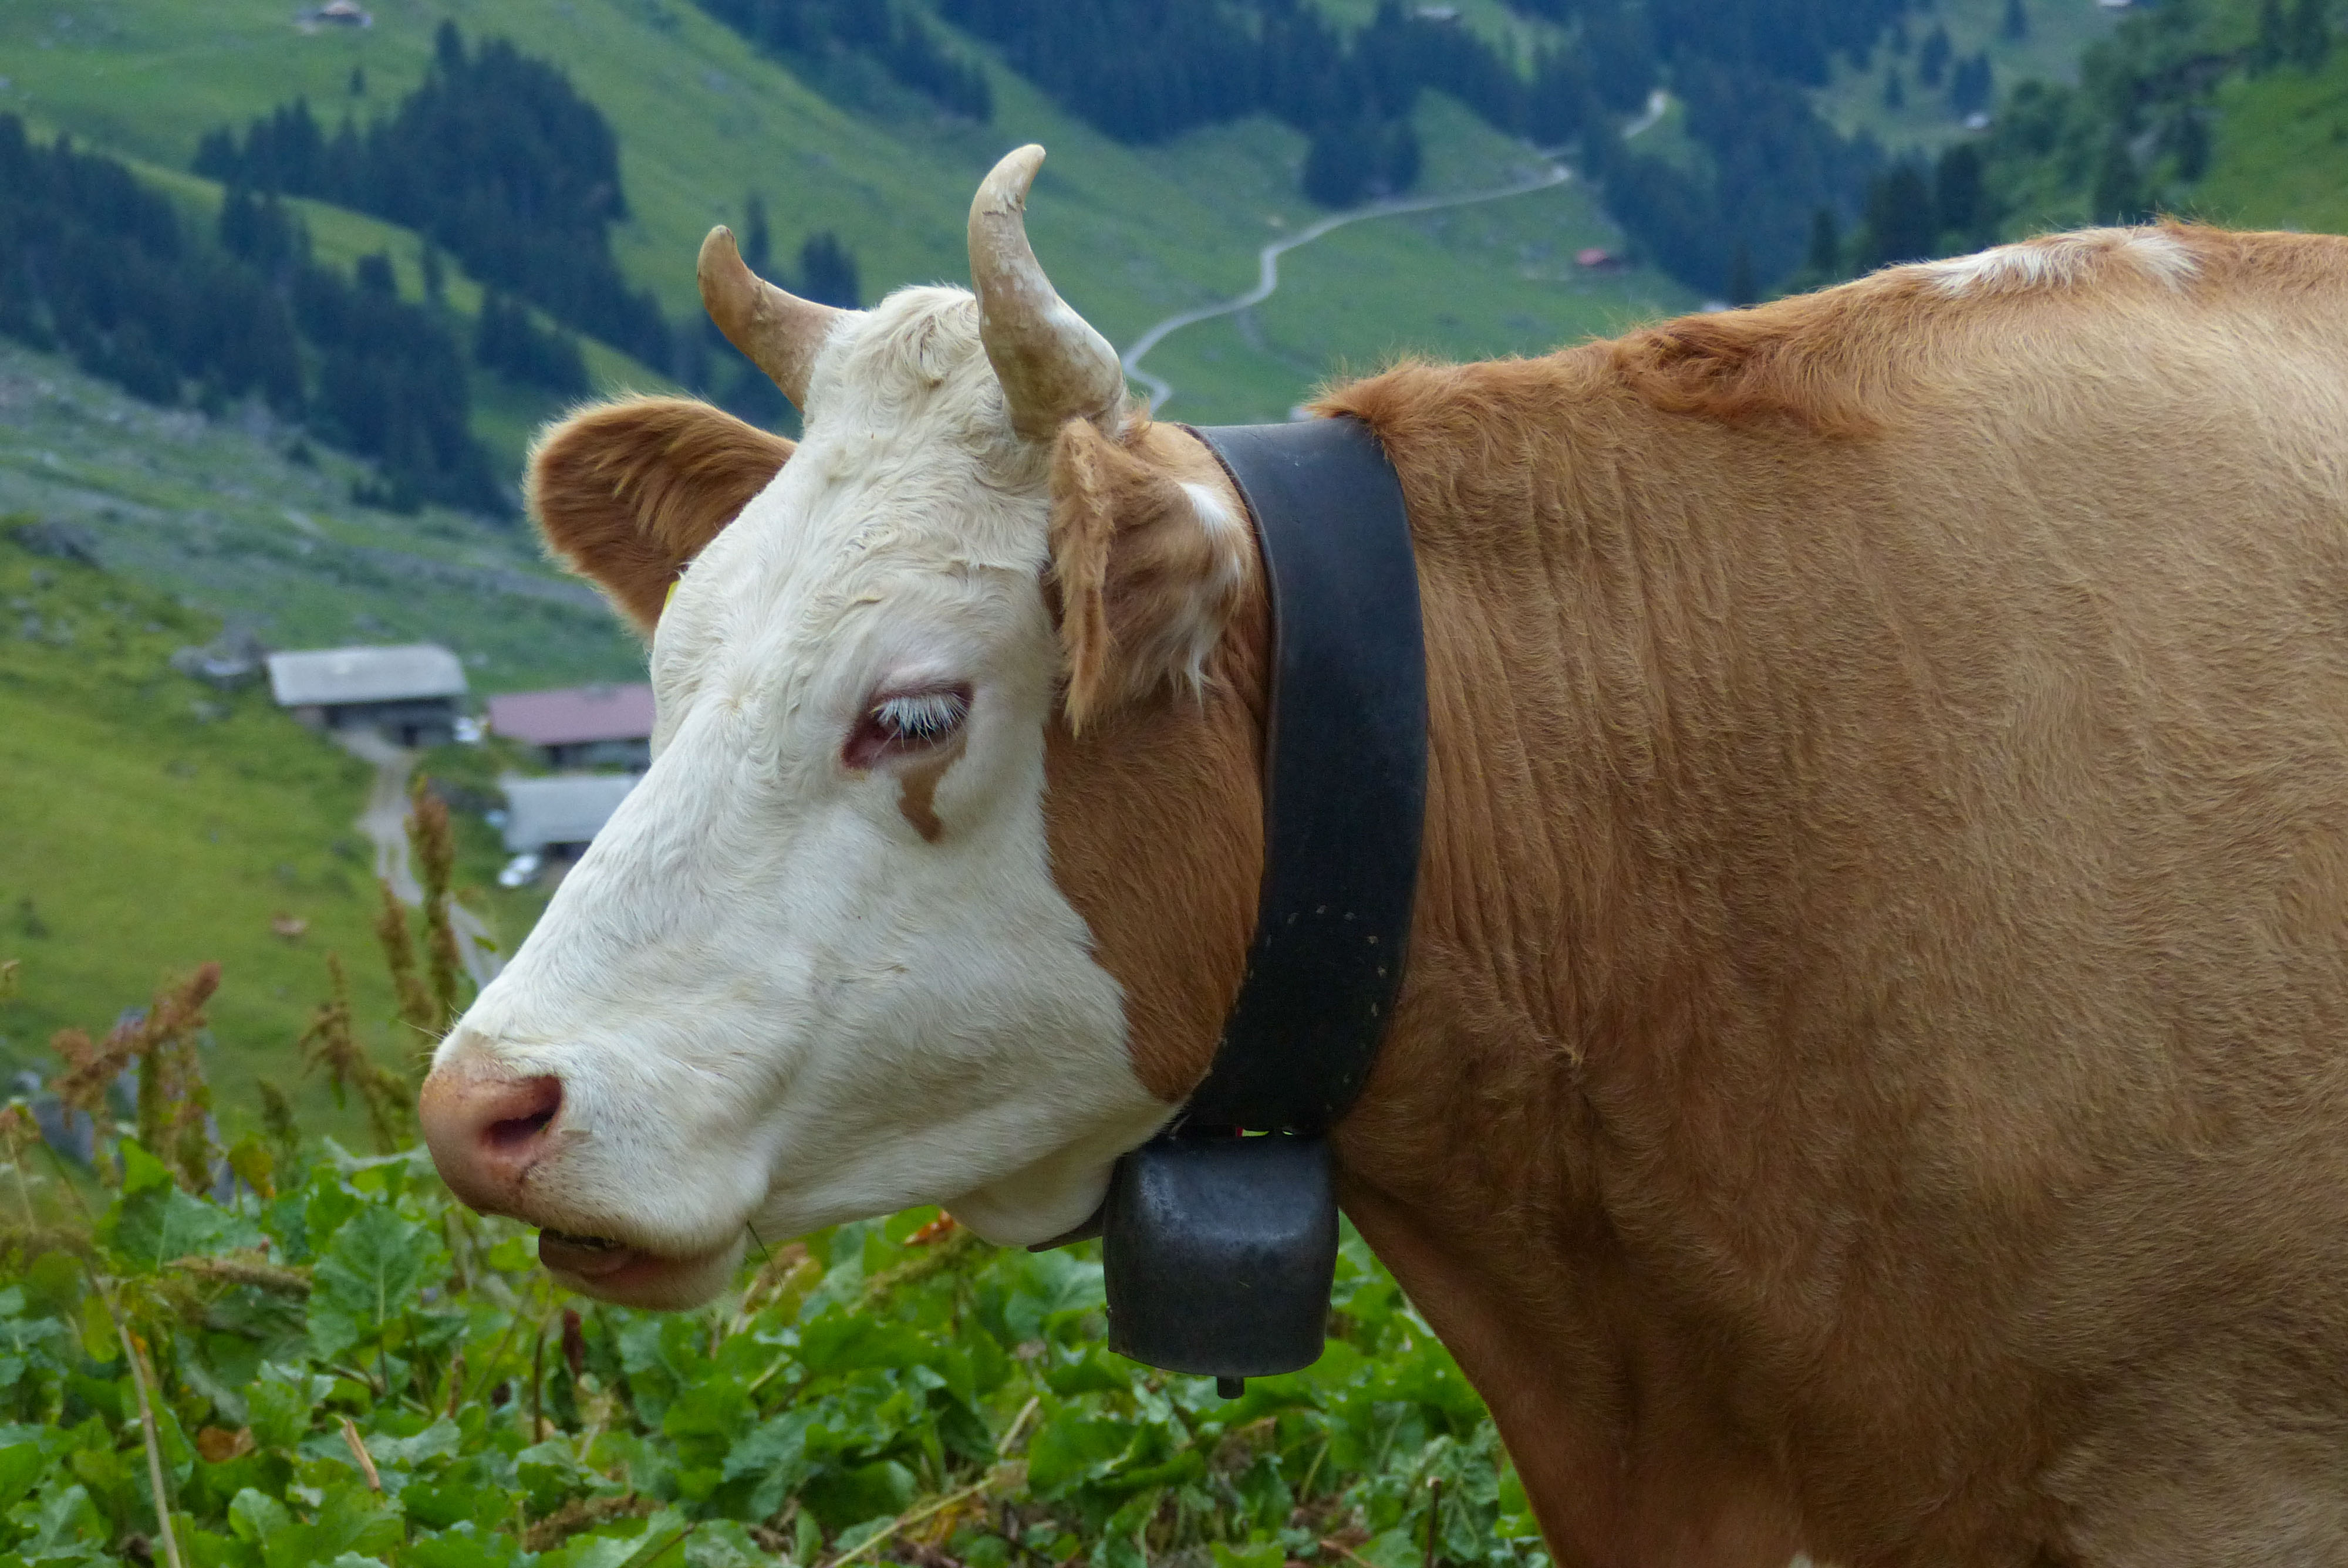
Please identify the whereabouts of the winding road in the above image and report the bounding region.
[1122,92,1669,415]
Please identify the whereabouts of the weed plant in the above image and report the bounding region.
[0,824,1549,1568]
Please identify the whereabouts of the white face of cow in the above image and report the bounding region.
[420,150,1249,1309]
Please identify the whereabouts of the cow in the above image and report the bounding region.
[420,144,2348,1566]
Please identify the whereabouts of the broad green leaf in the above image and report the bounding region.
[1211,1543,1286,1568]
[0,1438,45,1512]
[109,1179,265,1272]
[120,1140,173,1194]
[399,1481,510,1533]
[405,1522,525,1567]
[8,1480,104,1556]
[365,1416,461,1466]
[800,1459,915,1532]
[1026,1411,1136,1494]
[227,1488,291,1543]
[306,1204,433,1362]
[721,1405,815,1522]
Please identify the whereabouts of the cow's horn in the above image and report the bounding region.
[697,225,845,410]
[968,145,1126,442]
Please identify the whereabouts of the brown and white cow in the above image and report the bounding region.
[420,145,2348,1565]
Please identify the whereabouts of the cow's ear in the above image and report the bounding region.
[1047,417,1254,731]
[527,396,795,635]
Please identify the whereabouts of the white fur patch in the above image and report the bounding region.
[432,286,1172,1296]
[1176,480,1250,693]
[1917,228,2201,299]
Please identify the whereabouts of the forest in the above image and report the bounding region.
[5,0,2320,521]
[1813,0,2335,285]
[925,0,1908,293]
[0,116,502,515]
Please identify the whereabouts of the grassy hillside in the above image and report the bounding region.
[0,530,538,1136]
[2194,46,2348,234]
[0,337,640,688]
[0,0,1689,427]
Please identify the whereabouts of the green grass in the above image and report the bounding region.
[0,526,557,1134]
[0,535,404,1133]
[2192,50,2348,234]
[0,338,642,690]
[0,0,1687,426]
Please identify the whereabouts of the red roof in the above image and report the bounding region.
[487,684,655,746]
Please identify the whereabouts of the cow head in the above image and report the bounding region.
[418,147,1264,1308]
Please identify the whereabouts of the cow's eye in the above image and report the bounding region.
[847,685,970,768]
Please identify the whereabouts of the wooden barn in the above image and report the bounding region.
[265,644,467,746]
[484,683,655,771]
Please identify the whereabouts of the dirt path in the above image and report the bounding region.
[1121,94,1675,416]
[1120,151,1576,414]
[336,727,503,990]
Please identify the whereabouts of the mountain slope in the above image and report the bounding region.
[0,526,528,1134]
[0,0,1688,425]
[0,337,639,686]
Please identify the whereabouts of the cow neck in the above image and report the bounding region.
[1087,417,1427,1393]
[1178,417,1429,1131]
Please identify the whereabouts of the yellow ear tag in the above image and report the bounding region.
[663,578,679,614]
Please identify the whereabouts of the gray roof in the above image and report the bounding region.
[500,773,639,852]
[267,644,468,707]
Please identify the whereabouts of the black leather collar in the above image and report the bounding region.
[1180,417,1427,1131]
[1089,415,1426,1390]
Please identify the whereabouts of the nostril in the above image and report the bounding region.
[485,1108,556,1150]
[479,1076,562,1158]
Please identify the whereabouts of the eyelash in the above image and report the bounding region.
[847,686,970,766]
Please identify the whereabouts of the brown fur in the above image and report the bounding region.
[1048,417,1251,731]
[1042,418,1269,1099]
[897,739,965,844]
[1045,225,2348,1565]
[528,395,794,632]
[533,224,2348,1564]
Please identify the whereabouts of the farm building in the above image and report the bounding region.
[497,773,639,883]
[486,683,655,771]
[266,644,467,745]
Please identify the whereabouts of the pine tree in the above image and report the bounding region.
[1934,142,1986,246]
[1726,242,1756,306]
[1918,25,1951,87]
[1806,206,1843,279]
[1949,53,1994,118]
[2090,136,2143,224]
[744,192,772,277]
[797,232,861,309]
[1304,120,1378,207]
[2255,0,2289,72]
[2168,110,2211,182]
[1862,161,1935,266]
[2289,0,2331,69]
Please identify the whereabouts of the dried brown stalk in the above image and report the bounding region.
[521,1494,655,1553]
[299,952,411,1154]
[164,1252,312,1296]
[408,778,464,1033]
[373,879,436,1042]
[49,965,221,1191]
[256,1077,301,1174]
[339,1415,382,1491]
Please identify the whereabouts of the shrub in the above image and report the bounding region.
[1,863,1546,1568]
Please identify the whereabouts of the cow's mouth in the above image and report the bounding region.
[534,1226,741,1309]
